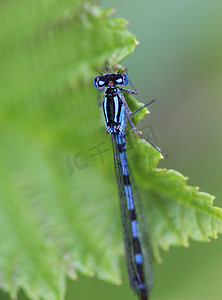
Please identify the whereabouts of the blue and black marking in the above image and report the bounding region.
[93,70,164,300]
[112,131,149,300]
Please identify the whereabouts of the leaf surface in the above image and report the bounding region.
[0,1,221,299]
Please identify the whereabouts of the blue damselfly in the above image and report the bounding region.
[93,68,165,300]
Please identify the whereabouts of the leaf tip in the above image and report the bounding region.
[159,154,165,160]
[156,257,163,264]
[68,272,78,281]
[184,242,190,248]
[117,279,122,286]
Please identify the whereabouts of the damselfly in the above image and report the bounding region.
[93,68,166,300]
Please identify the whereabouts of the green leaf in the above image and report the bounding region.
[0,1,222,300]
[127,136,222,261]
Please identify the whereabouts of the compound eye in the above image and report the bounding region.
[115,73,129,86]
[121,73,129,86]
[93,76,106,89]
[115,76,124,85]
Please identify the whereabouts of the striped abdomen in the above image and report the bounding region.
[116,133,148,300]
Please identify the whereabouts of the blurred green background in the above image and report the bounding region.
[1,0,221,300]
